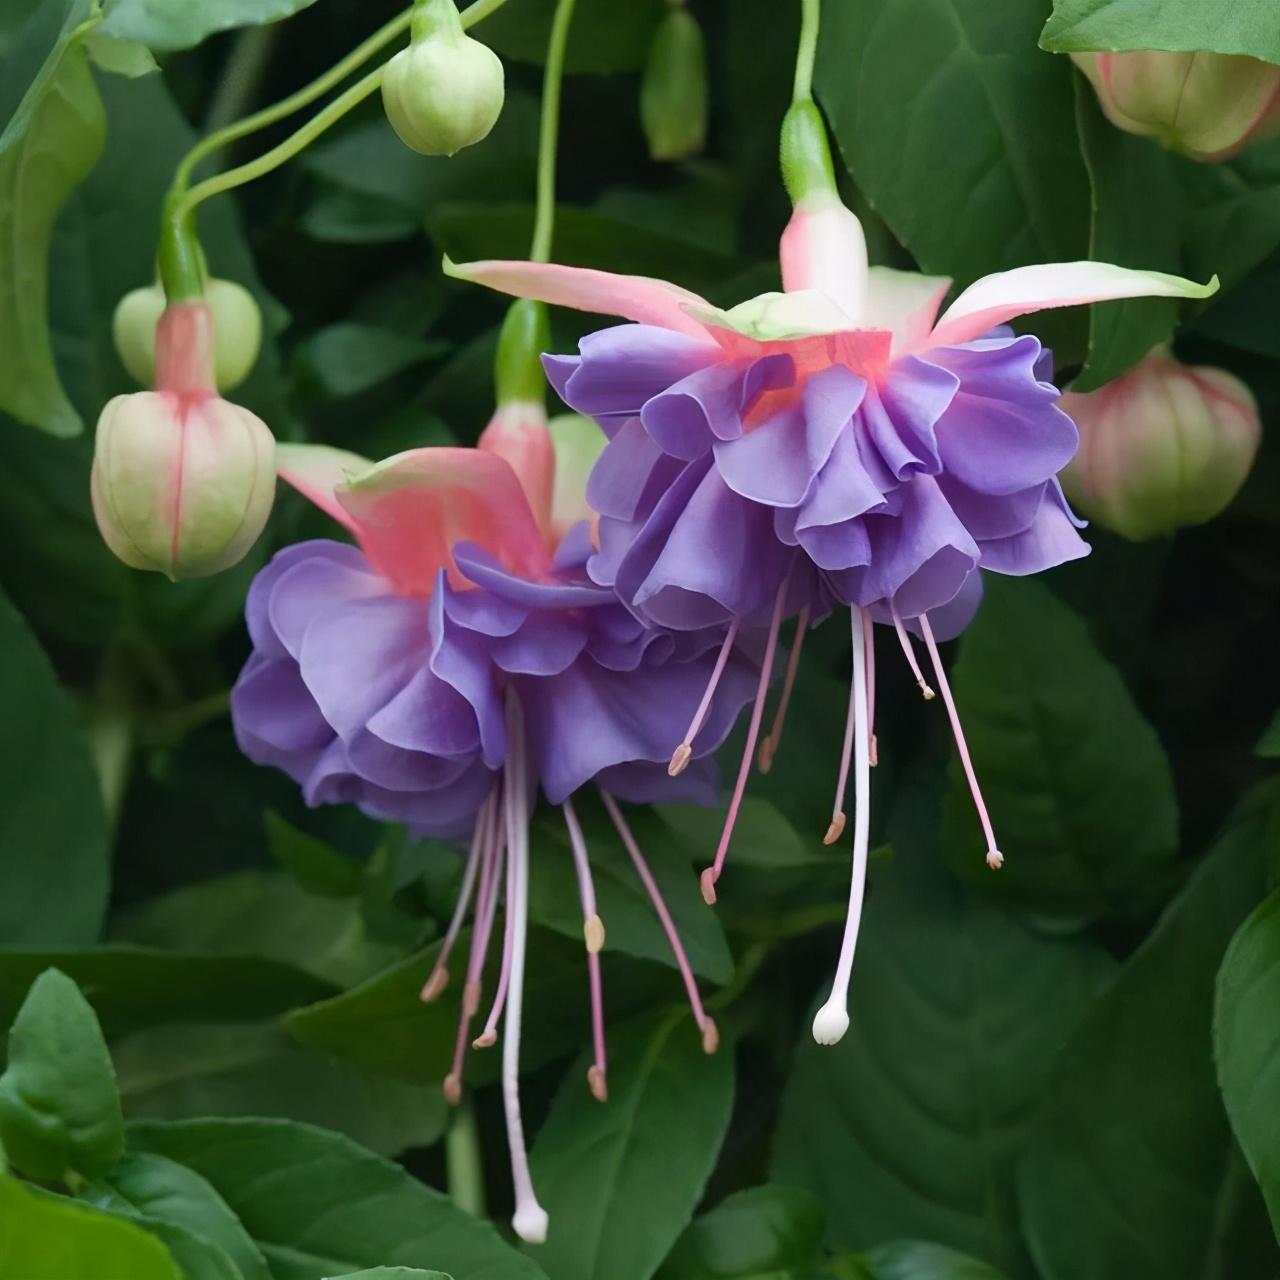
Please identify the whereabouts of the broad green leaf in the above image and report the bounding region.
[0,969,123,1180]
[0,0,105,436]
[89,1151,269,1280]
[84,30,156,76]
[0,586,109,945]
[526,1013,735,1280]
[1071,77,1182,391]
[0,1178,180,1279]
[656,798,831,872]
[1215,887,1280,1236]
[772,774,1114,1274]
[0,947,335,1039]
[816,0,1090,351]
[860,1241,1010,1280]
[111,870,404,988]
[114,1021,445,1158]
[284,927,670,1087]
[1257,709,1280,758]
[295,323,448,399]
[941,577,1179,924]
[265,813,364,899]
[81,1190,244,1280]
[128,1118,548,1280]
[530,798,733,983]
[1041,0,1280,63]
[99,0,320,51]
[657,1184,826,1279]
[325,1271,450,1280]
[482,0,665,74]
[1018,787,1278,1280]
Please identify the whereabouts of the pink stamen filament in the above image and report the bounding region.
[669,618,741,777]
[562,795,608,1102]
[759,605,810,774]
[599,789,718,1055]
[701,576,789,904]
[421,792,490,1002]
[812,606,872,1047]
[890,603,936,700]
[501,695,548,1245]
[918,612,1004,870]
[864,609,878,768]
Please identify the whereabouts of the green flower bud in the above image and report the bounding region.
[112,278,262,391]
[640,4,709,161]
[381,0,505,157]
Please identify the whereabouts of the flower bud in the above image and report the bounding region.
[113,278,262,391]
[640,4,708,161]
[1073,50,1280,162]
[381,0,504,157]
[92,302,276,579]
[1060,348,1260,541]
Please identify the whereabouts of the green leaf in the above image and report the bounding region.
[84,30,156,76]
[860,1241,1010,1280]
[0,0,105,436]
[657,1184,826,1279]
[81,1193,245,1280]
[113,1021,445,1158]
[941,577,1179,924]
[772,774,1114,1274]
[89,1151,270,1280]
[0,1178,180,1279]
[1071,76,1182,391]
[265,813,364,898]
[1257,708,1280,758]
[295,323,448,399]
[0,586,109,945]
[1040,0,1280,63]
[816,0,1090,347]
[482,0,665,74]
[657,798,834,872]
[526,1012,735,1280]
[99,0,320,51]
[0,946,335,1039]
[1215,887,1280,1236]
[1018,787,1278,1280]
[0,968,123,1180]
[127,1118,548,1280]
[324,1271,449,1280]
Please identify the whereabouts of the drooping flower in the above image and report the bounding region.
[1060,346,1261,541]
[230,408,753,1243]
[444,100,1218,1045]
[92,300,275,579]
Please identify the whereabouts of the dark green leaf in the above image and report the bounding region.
[0,968,123,1180]
[0,1178,180,1279]
[265,813,364,898]
[100,0,320,51]
[1018,787,1278,1280]
[114,1021,445,1157]
[0,586,109,945]
[526,1013,735,1280]
[324,1270,449,1280]
[1257,708,1280,757]
[772,775,1114,1273]
[128,1118,548,1280]
[860,1241,1010,1280]
[87,1204,243,1280]
[656,799,833,872]
[296,323,447,399]
[1041,0,1280,63]
[657,1184,826,1279]
[0,0,105,436]
[90,1151,270,1280]
[482,0,665,74]
[1215,887,1280,1236]
[941,577,1179,924]
[0,947,335,1039]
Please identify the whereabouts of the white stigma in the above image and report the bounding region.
[812,1000,851,1046]
[513,1201,550,1245]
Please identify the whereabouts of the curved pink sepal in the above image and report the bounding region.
[927,262,1218,349]
[335,447,550,595]
[276,443,374,536]
[478,401,555,540]
[864,267,952,355]
[444,255,714,340]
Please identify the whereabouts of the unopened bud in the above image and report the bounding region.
[113,278,262,391]
[92,302,275,579]
[1073,50,1280,162]
[381,0,504,157]
[640,4,708,161]
[1060,348,1260,542]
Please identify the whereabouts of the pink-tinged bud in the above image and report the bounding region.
[91,302,276,579]
[1060,348,1261,541]
[478,400,555,540]
[1073,50,1280,162]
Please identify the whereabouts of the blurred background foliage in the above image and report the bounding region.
[1,1,1279,1278]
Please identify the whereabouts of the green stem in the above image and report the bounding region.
[529,0,578,263]
[792,0,821,103]
[446,1099,486,1216]
[86,648,135,833]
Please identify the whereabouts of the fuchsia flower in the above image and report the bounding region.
[230,408,753,1243]
[446,102,1217,1046]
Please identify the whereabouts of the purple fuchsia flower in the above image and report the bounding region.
[444,102,1218,1046]
[230,406,754,1242]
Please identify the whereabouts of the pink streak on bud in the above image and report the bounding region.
[779,195,868,323]
[479,400,556,542]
